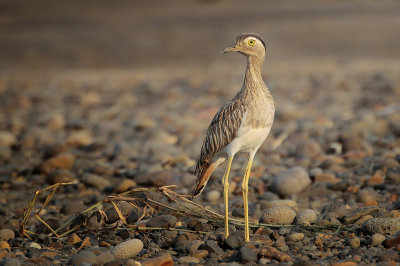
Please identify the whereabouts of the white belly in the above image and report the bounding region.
[227,126,271,156]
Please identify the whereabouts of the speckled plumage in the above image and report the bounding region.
[194,33,275,197]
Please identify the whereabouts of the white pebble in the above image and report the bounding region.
[111,238,143,259]
[205,190,221,202]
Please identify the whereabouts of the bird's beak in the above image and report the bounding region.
[222,46,240,53]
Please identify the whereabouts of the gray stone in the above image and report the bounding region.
[270,167,311,197]
[0,258,20,266]
[224,230,245,249]
[81,173,110,190]
[147,215,177,228]
[0,229,15,241]
[295,139,322,159]
[203,240,223,254]
[68,250,97,265]
[363,218,400,236]
[260,206,296,225]
[239,246,258,263]
[96,251,115,265]
[106,201,134,223]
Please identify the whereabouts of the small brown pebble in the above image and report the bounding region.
[192,249,208,259]
[115,179,136,193]
[332,262,357,266]
[41,251,58,258]
[314,173,339,184]
[0,240,10,251]
[0,249,8,260]
[142,253,173,266]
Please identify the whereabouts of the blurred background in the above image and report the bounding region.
[1,0,400,72]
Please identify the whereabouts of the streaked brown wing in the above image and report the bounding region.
[193,99,246,196]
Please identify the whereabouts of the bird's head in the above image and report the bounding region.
[223,33,266,58]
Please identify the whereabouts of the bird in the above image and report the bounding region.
[193,33,275,242]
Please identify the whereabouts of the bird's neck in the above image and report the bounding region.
[244,56,264,89]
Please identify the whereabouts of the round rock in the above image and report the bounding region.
[287,232,304,242]
[295,139,322,159]
[296,209,317,225]
[68,250,97,265]
[363,218,400,236]
[111,238,143,259]
[259,206,296,225]
[205,190,221,202]
[270,167,311,198]
[0,229,15,241]
[0,258,21,266]
[348,237,360,248]
[371,233,386,246]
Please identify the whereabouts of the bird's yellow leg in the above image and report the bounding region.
[222,156,233,238]
[242,155,254,242]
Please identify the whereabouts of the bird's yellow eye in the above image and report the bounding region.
[248,39,256,46]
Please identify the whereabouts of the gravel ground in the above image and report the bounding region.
[1,0,400,265]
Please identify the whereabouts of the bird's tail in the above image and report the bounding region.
[193,162,219,198]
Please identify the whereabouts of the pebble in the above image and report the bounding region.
[205,190,220,202]
[295,209,317,225]
[61,201,86,215]
[29,242,41,249]
[295,139,322,159]
[0,229,14,241]
[46,169,76,184]
[0,131,16,147]
[203,240,223,254]
[142,253,173,266]
[270,167,311,197]
[192,249,208,259]
[66,130,93,147]
[81,173,110,190]
[106,201,134,223]
[342,205,379,224]
[259,206,296,224]
[363,218,400,236]
[0,258,20,266]
[96,251,115,265]
[39,153,76,174]
[68,250,97,265]
[314,173,339,185]
[357,189,377,203]
[147,215,177,228]
[224,230,244,249]
[178,256,200,264]
[348,237,360,248]
[114,179,136,193]
[111,238,143,259]
[370,233,386,246]
[287,232,304,242]
[239,246,258,263]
